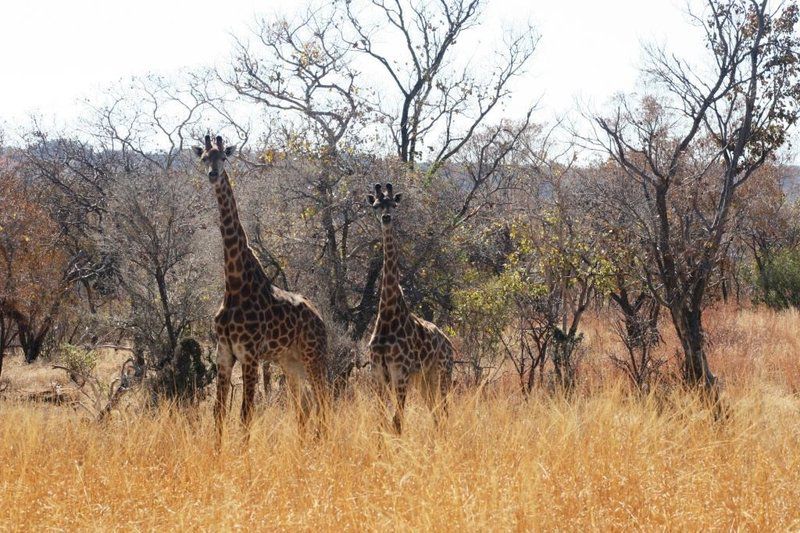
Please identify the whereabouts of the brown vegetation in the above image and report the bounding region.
[1,306,800,529]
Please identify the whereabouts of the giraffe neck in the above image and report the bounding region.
[378,222,408,321]
[213,169,266,294]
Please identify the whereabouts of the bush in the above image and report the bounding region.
[756,247,800,310]
[59,343,98,378]
[146,338,215,407]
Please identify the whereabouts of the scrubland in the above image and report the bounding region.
[1,305,800,530]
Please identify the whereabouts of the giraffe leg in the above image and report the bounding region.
[431,354,454,426]
[389,367,409,435]
[439,358,453,419]
[240,360,258,432]
[372,361,392,431]
[285,373,309,433]
[214,341,235,449]
[307,357,330,438]
[421,364,444,428]
[262,360,272,401]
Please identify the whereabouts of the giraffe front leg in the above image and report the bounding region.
[389,365,409,435]
[392,380,408,435]
[261,360,272,402]
[214,341,235,449]
[285,374,309,433]
[240,359,258,433]
[372,360,393,432]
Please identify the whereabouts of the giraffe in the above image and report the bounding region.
[366,183,454,434]
[192,134,329,442]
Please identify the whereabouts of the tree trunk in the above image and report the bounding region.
[19,323,49,363]
[525,353,537,396]
[155,269,177,357]
[312,171,351,330]
[0,317,6,379]
[517,338,527,398]
[719,260,729,303]
[351,254,382,339]
[1,310,20,378]
[670,305,716,388]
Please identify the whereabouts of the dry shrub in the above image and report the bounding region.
[706,305,800,392]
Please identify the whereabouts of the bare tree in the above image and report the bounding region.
[609,282,664,392]
[343,0,537,169]
[592,0,800,388]
[501,291,559,396]
[228,6,362,151]
[104,169,213,366]
[86,74,207,173]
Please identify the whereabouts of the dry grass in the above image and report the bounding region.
[0,347,130,399]
[1,306,800,530]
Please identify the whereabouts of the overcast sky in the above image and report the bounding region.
[4,0,794,161]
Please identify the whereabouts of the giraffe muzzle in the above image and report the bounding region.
[209,170,219,178]
[381,214,392,224]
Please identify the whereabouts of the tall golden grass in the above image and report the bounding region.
[1,305,800,530]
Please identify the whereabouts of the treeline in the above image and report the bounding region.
[1,0,799,396]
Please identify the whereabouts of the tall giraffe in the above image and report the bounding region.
[367,183,454,433]
[193,134,329,442]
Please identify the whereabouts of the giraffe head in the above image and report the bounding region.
[192,134,236,182]
[367,183,402,226]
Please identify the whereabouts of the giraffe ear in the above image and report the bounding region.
[192,146,204,157]
[367,194,376,205]
[394,193,402,203]
[225,145,237,156]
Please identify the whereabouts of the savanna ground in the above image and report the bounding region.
[1,305,800,530]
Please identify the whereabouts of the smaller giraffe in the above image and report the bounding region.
[193,135,329,443]
[367,183,454,433]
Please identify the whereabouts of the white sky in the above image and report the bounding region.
[4,0,794,160]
